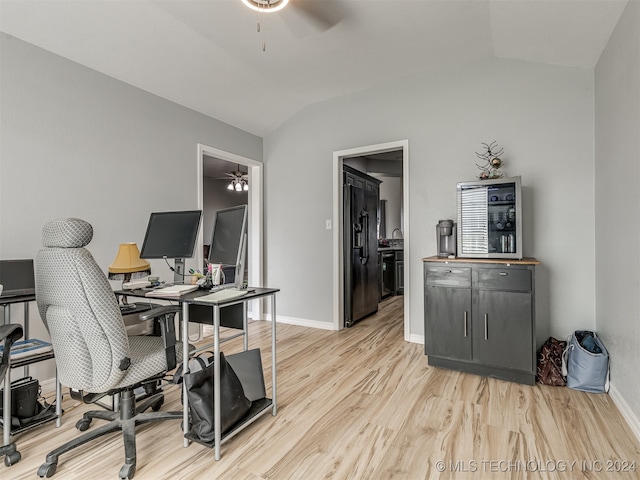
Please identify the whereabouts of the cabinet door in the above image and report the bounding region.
[395,261,404,295]
[425,286,472,360]
[473,290,532,371]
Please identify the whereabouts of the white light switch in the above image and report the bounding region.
[326,220,332,230]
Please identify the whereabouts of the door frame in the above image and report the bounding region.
[197,144,264,314]
[332,139,410,339]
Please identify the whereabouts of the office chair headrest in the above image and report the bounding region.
[42,218,93,248]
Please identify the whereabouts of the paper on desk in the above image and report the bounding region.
[145,285,198,297]
[197,289,248,302]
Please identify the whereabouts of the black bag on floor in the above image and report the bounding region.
[0,376,54,428]
[536,337,567,386]
[179,351,251,443]
[0,376,39,418]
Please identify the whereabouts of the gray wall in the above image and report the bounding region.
[0,34,262,380]
[595,1,640,425]
[265,58,595,347]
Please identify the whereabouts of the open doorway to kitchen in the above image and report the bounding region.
[197,144,263,317]
[333,140,410,340]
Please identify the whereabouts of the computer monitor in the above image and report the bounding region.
[0,259,35,298]
[140,210,202,283]
[208,205,248,289]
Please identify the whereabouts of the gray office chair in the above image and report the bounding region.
[35,218,185,479]
[0,323,24,467]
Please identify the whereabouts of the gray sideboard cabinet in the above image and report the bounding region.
[423,256,540,385]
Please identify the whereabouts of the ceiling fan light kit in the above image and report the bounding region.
[241,0,289,13]
[226,164,249,192]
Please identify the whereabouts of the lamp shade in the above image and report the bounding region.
[108,242,151,276]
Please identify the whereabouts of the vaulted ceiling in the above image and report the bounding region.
[0,0,628,137]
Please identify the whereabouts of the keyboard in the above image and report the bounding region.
[197,289,249,303]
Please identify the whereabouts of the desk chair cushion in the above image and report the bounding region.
[36,218,183,393]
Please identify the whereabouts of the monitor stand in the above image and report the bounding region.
[174,258,185,284]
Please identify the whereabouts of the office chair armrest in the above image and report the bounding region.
[0,323,24,350]
[1,323,24,379]
[139,306,181,371]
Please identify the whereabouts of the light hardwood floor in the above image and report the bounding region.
[5,296,640,479]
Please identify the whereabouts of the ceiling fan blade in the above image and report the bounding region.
[289,0,347,32]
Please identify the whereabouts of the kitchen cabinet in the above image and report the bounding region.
[379,251,394,300]
[394,250,404,295]
[423,257,539,385]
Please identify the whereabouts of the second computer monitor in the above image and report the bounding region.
[140,210,202,283]
[208,205,248,289]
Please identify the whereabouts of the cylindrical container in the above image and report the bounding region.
[509,233,515,253]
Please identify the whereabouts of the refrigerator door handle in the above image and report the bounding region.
[359,210,369,264]
[360,211,369,265]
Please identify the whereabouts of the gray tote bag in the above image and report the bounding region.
[562,330,610,394]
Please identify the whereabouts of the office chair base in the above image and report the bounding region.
[37,389,181,479]
[1,442,21,467]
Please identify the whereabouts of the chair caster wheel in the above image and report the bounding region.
[151,398,164,412]
[76,418,91,431]
[119,463,136,479]
[4,450,21,467]
[38,462,57,477]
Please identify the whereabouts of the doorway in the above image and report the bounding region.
[197,144,263,317]
[332,140,410,340]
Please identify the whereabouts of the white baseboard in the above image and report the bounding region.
[609,383,640,444]
[264,313,336,330]
[408,333,424,345]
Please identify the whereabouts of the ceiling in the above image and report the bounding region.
[0,0,628,138]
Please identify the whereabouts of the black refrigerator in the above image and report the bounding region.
[343,169,380,327]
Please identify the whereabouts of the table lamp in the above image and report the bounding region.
[108,242,151,286]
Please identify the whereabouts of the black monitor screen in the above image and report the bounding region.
[0,259,35,297]
[208,205,247,266]
[140,210,202,259]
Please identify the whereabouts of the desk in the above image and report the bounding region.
[116,287,279,460]
[1,295,62,466]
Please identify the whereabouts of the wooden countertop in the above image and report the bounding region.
[423,255,540,265]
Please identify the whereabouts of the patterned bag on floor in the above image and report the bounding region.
[536,337,567,386]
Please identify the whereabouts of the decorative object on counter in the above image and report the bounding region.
[475,141,504,180]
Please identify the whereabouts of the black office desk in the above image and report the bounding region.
[116,286,279,460]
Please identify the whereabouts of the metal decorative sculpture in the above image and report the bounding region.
[475,141,504,180]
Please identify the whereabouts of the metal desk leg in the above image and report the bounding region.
[271,294,277,415]
[55,370,62,427]
[213,305,221,460]
[23,303,29,377]
[182,302,190,448]
[2,360,11,448]
[242,301,248,351]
